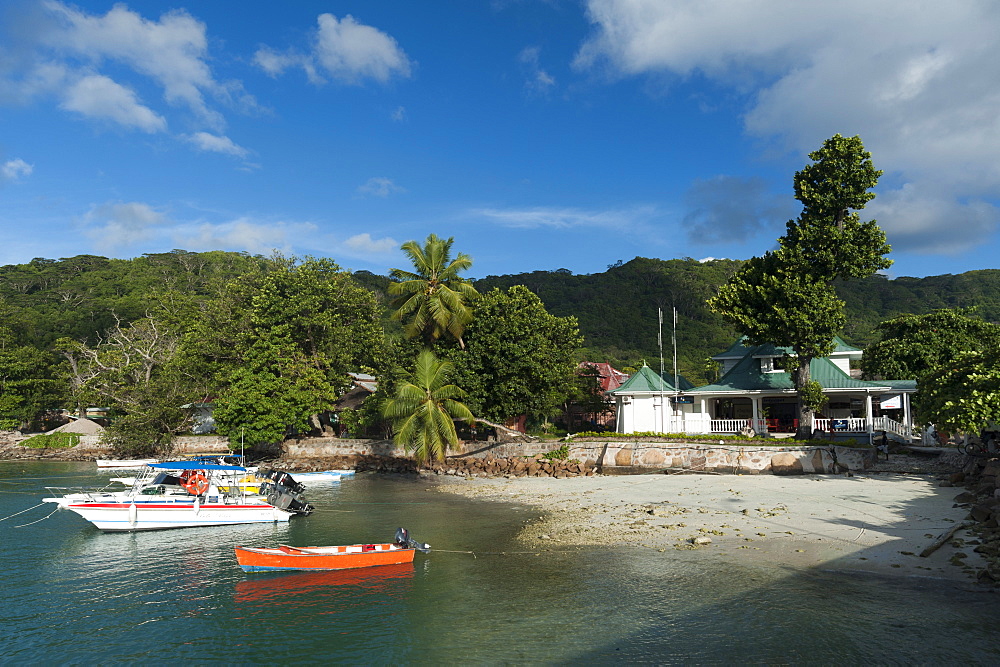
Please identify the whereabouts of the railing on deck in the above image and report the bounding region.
[710,419,769,434]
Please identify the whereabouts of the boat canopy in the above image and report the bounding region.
[148,461,248,472]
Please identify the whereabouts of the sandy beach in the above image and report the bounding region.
[434,468,988,582]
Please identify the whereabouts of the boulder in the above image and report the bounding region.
[771,452,804,475]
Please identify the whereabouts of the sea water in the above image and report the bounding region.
[1,460,998,664]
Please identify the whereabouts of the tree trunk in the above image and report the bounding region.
[794,356,815,439]
[470,416,538,441]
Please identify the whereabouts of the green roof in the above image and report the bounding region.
[610,364,695,394]
[712,336,861,361]
[691,353,889,394]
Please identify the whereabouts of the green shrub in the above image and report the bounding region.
[21,432,80,449]
[541,444,570,460]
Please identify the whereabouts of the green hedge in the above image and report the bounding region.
[20,432,81,449]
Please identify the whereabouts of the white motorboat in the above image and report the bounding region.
[44,462,313,531]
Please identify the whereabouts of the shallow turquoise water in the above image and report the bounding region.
[2,461,999,664]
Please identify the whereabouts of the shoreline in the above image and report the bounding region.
[432,470,990,584]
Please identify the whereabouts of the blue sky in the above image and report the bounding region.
[2,1,999,280]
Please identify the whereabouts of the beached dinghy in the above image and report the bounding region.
[290,470,343,484]
[96,458,159,469]
[235,528,430,572]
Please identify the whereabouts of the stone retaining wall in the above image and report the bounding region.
[0,431,874,474]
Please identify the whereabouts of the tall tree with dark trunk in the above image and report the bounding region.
[709,135,892,438]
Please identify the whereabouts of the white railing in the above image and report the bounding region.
[873,416,908,439]
[815,417,869,433]
[710,419,769,434]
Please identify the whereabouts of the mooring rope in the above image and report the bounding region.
[14,505,59,528]
[0,502,45,522]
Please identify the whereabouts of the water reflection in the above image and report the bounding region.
[234,563,415,604]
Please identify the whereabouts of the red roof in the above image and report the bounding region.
[579,362,629,392]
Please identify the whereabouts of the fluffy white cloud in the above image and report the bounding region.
[255,13,411,85]
[174,218,316,255]
[1,159,33,182]
[61,74,167,132]
[1,2,255,152]
[343,233,399,255]
[866,184,1000,255]
[43,2,229,126]
[84,201,167,250]
[357,176,404,198]
[184,132,250,158]
[576,0,1000,253]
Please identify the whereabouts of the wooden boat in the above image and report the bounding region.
[235,528,430,572]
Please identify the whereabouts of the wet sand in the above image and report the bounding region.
[434,470,987,582]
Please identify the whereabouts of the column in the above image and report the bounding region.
[865,393,873,434]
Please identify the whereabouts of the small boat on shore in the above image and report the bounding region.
[291,471,344,484]
[96,458,159,469]
[235,528,430,572]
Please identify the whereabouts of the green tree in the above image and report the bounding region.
[862,308,1000,427]
[709,135,891,437]
[190,256,388,448]
[451,285,583,427]
[918,349,1000,434]
[382,349,474,463]
[388,234,480,348]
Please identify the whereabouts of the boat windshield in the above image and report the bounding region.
[151,472,182,486]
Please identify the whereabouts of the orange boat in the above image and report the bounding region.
[235,528,430,573]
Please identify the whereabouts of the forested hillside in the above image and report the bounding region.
[476,258,1000,383]
[2,251,999,388]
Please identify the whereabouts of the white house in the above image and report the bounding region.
[610,337,916,442]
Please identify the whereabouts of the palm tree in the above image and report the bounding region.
[382,349,474,464]
[388,234,479,348]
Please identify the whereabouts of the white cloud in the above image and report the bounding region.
[575,0,1000,254]
[1,2,255,149]
[391,106,407,122]
[357,176,405,198]
[343,233,399,255]
[173,218,316,255]
[866,184,1000,255]
[60,74,167,132]
[519,46,556,93]
[255,13,411,85]
[1,159,33,182]
[83,201,167,250]
[471,205,656,230]
[43,2,230,126]
[184,132,250,158]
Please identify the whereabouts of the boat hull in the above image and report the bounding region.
[65,500,294,531]
[235,543,416,572]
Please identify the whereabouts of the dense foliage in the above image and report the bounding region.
[449,285,583,426]
[2,245,1000,447]
[863,309,1000,431]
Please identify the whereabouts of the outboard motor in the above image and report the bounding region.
[395,527,431,553]
[258,469,314,516]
